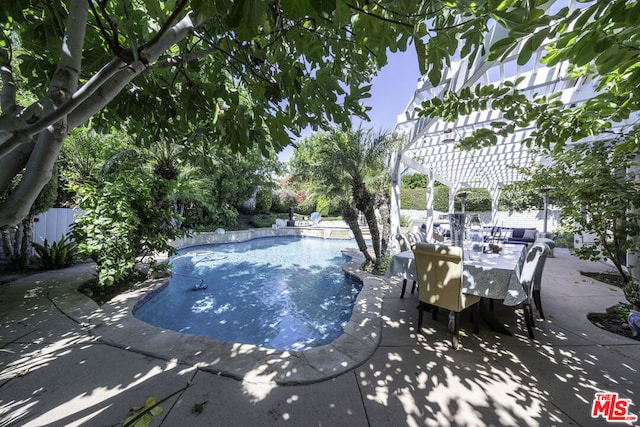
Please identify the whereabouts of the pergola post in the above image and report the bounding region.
[389,150,403,248]
[448,185,460,213]
[489,186,502,226]
[537,187,551,233]
[457,191,468,213]
[424,171,434,242]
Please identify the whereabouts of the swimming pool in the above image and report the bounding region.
[134,236,360,351]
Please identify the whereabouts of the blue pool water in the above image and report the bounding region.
[134,236,361,351]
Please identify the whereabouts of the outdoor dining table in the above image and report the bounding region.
[385,243,529,333]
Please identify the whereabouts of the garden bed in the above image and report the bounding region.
[582,271,639,342]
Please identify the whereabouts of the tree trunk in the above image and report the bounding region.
[18,215,34,270]
[1,228,15,267]
[0,221,31,270]
[342,204,374,264]
[628,155,640,294]
[376,188,391,256]
[353,183,380,264]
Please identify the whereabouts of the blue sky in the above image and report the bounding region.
[278,48,421,162]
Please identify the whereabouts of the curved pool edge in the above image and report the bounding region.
[86,236,389,385]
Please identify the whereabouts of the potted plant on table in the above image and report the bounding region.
[624,281,640,336]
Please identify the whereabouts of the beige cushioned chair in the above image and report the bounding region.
[413,242,481,349]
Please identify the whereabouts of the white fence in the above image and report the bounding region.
[0,208,82,268]
[32,208,83,246]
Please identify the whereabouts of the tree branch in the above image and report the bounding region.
[345,3,413,28]
[69,12,204,129]
[0,54,17,114]
[0,58,123,159]
[1,10,205,159]
[88,0,121,58]
[143,0,190,54]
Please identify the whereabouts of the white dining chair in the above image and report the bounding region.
[532,238,553,320]
[395,233,416,297]
[519,243,550,339]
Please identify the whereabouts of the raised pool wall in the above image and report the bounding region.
[170,227,354,250]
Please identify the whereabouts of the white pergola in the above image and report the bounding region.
[389,0,632,240]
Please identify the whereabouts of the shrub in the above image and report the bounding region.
[181,202,238,230]
[462,189,491,212]
[72,175,183,287]
[401,173,426,189]
[400,187,450,211]
[297,194,317,215]
[553,231,574,249]
[255,187,273,213]
[315,195,331,216]
[31,234,78,269]
[250,213,277,228]
[400,188,425,210]
[272,188,296,213]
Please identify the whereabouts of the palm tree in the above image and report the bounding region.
[305,127,398,269]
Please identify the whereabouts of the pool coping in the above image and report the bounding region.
[86,229,388,385]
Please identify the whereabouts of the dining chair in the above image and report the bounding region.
[410,231,427,244]
[532,243,549,320]
[396,234,417,297]
[412,242,481,349]
[396,233,413,252]
[519,242,550,339]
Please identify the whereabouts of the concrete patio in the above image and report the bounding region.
[1,248,639,426]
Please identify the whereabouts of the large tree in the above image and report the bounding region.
[518,140,640,286]
[0,0,530,230]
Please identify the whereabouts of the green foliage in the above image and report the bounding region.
[124,396,163,427]
[60,129,133,184]
[417,1,640,156]
[315,195,331,216]
[296,193,317,215]
[290,127,400,264]
[249,213,278,228]
[401,188,426,210]
[455,189,491,212]
[498,183,545,211]
[7,0,482,228]
[524,140,640,283]
[31,234,78,270]
[272,188,296,213]
[255,187,273,214]
[399,215,412,227]
[624,281,640,308]
[433,186,450,212]
[400,187,450,211]
[31,165,59,214]
[401,173,427,189]
[72,174,183,287]
[182,203,239,231]
[552,229,574,249]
